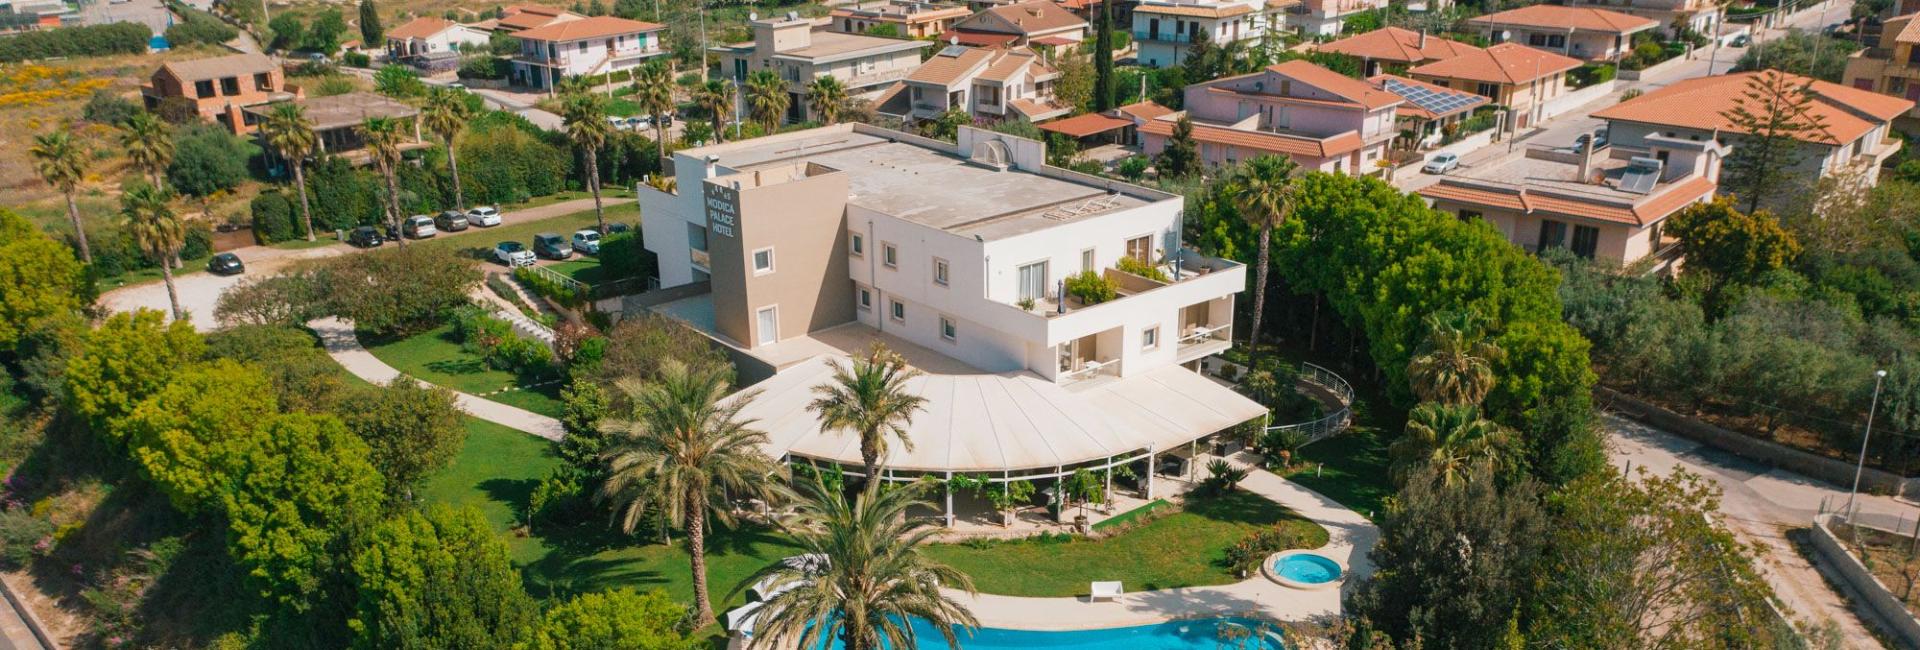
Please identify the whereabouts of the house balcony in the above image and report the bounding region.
[1133,30,1195,44]
[991,248,1247,352]
[1176,321,1232,364]
[514,52,572,67]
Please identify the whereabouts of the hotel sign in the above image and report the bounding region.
[704,182,740,238]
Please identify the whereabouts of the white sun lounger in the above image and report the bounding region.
[1090,581,1123,602]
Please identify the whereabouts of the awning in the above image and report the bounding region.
[1039,112,1133,138]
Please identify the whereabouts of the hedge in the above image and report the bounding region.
[0,22,149,62]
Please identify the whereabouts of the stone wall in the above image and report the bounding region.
[1810,513,1920,648]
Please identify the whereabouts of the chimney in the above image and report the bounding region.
[1577,130,1596,183]
[1418,29,1427,49]
[704,154,720,179]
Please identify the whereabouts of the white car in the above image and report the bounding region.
[571,230,602,255]
[402,215,437,239]
[626,116,652,131]
[467,205,502,227]
[493,241,535,267]
[1423,152,1460,175]
[606,116,631,131]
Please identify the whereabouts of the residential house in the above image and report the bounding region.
[243,92,430,165]
[385,17,491,68]
[1843,12,1920,117]
[1407,42,1581,130]
[829,0,973,38]
[1563,0,1721,39]
[635,123,1263,515]
[141,52,301,135]
[491,4,580,34]
[1315,26,1483,76]
[510,16,667,91]
[1130,0,1293,68]
[1138,60,1403,173]
[950,1,1089,47]
[1467,5,1658,62]
[1368,73,1489,148]
[1420,136,1722,272]
[1285,0,1389,37]
[712,13,930,123]
[884,45,1070,123]
[1593,70,1914,190]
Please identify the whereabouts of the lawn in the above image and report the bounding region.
[359,324,566,418]
[922,490,1329,597]
[1240,341,1400,521]
[547,258,613,285]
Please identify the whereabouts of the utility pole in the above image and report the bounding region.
[1847,368,1890,520]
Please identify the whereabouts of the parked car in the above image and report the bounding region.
[348,226,385,248]
[607,116,630,131]
[1573,129,1609,152]
[658,112,674,127]
[606,222,632,235]
[494,241,535,267]
[533,232,572,260]
[434,210,470,232]
[403,215,437,239]
[1730,34,1750,47]
[467,206,502,227]
[626,116,651,131]
[1423,152,1460,174]
[207,252,245,275]
[448,82,467,91]
[571,229,602,255]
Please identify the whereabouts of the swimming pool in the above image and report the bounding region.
[1268,551,1343,588]
[819,616,1287,649]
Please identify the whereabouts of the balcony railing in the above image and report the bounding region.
[690,248,710,269]
[1060,358,1119,382]
[1133,31,1194,43]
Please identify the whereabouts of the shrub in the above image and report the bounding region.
[1222,525,1312,576]
[597,231,656,286]
[1064,270,1117,304]
[167,123,254,197]
[250,191,300,243]
[0,510,54,569]
[341,51,371,68]
[164,6,238,47]
[0,22,148,62]
[457,56,509,80]
[1115,255,1170,282]
[1568,63,1615,88]
[513,267,585,307]
[458,112,572,204]
[181,225,213,260]
[1198,459,1248,494]
[82,91,140,125]
[155,96,200,124]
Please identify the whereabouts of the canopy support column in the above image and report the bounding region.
[944,470,954,528]
[1145,444,1156,501]
[1103,456,1113,514]
[1188,439,1198,481]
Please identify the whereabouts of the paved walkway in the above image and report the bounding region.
[310,317,566,441]
[946,453,1378,630]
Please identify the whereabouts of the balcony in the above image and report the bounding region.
[515,52,572,66]
[1133,31,1195,44]
[989,248,1248,351]
[1176,322,1232,363]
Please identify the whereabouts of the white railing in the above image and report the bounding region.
[1060,359,1117,382]
[1178,323,1230,347]
[1263,362,1354,446]
[529,264,587,293]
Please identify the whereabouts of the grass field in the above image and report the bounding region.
[547,258,612,285]
[359,325,566,417]
[923,490,1328,597]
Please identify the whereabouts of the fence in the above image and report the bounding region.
[527,265,586,294]
[1263,362,1355,446]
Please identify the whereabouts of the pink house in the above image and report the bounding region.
[1138,60,1402,174]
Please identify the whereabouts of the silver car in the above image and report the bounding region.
[1423,153,1460,174]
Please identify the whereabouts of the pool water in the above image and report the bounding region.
[1274,553,1342,584]
[821,616,1286,649]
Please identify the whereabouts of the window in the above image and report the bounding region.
[1538,220,1567,250]
[933,258,949,286]
[883,242,898,268]
[858,287,873,310]
[752,247,774,274]
[849,232,864,256]
[1571,225,1599,259]
[1081,248,1095,273]
[687,223,708,251]
[1143,326,1159,350]
[254,72,273,91]
[1126,235,1152,263]
[1458,209,1482,223]
[1017,261,1048,302]
[755,306,778,346]
[890,299,906,322]
[1475,82,1500,99]
[194,79,215,98]
[220,77,240,96]
[940,316,957,341]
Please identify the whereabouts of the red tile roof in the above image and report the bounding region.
[1317,26,1482,64]
[1039,112,1133,137]
[1139,117,1365,158]
[1263,60,1404,110]
[1592,70,1916,146]
[1468,5,1659,34]
[512,15,662,41]
[1407,43,1581,85]
[1420,175,1715,226]
[1115,100,1175,121]
[388,17,459,40]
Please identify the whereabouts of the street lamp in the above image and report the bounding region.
[1846,368,1890,520]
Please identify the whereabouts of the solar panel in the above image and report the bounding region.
[1618,159,1661,194]
[938,45,969,57]
[1382,78,1482,116]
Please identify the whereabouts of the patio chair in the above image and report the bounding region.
[1090,581,1124,602]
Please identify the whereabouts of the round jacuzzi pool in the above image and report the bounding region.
[1266,551,1344,589]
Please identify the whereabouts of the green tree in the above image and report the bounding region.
[1388,401,1509,486]
[807,74,848,125]
[166,123,249,197]
[0,209,88,354]
[745,69,789,133]
[360,116,408,244]
[1668,197,1801,286]
[343,379,467,503]
[268,13,306,51]
[533,588,696,650]
[62,309,206,438]
[695,79,733,143]
[1228,155,1300,365]
[260,102,319,241]
[1053,51,1094,111]
[596,359,779,627]
[320,244,480,336]
[1092,0,1115,111]
[1182,30,1217,82]
[28,129,91,262]
[1156,116,1198,178]
[121,359,279,513]
[121,182,186,321]
[634,60,675,162]
[307,8,348,52]
[349,504,536,648]
[808,344,927,484]
[359,0,384,46]
[562,91,612,234]
[422,87,472,210]
[120,111,175,189]
[1406,311,1503,406]
[1720,71,1826,212]
[374,65,425,98]
[746,479,977,650]
[224,413,385,611]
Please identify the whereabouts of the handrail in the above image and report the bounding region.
[1262,362,1355,447]
[529,264,586,293]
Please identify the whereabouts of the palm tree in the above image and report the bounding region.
[28,130,90,262]
[562,91,612,234]
[744,479,977,650]
[807,75,848,125]
[696,78,735,143]
[808,344,926,485]
[260,103,319,242]
[745,69,789,133]
[1406,311,1504,406]
[422,87,471,211]
[597,359,778,628]
[120,112,174,189]
[634,60,675,162]
[1388,401,1508,486]
[360,116,408,246]
[121,182,185,321]
[1229,154,1300,366]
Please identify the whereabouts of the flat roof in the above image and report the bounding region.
[774,30,927,61]
[243,92,417,130]
[695,127,1155,240]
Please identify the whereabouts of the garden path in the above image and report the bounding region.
[310,317,565,442]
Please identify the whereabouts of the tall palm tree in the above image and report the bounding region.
[120,112,174,189]
[745,69,790,134]
[634,60,675,162]
[562,91,612,234]
[744,479,977,650]
[808,344,926,485]
[360,116,408,246]
[696,78,735,143]
[1229,154,1300,366]
[1407,311,1504,406]
[422,87,471,211]
[260,103,319,242]
[121,182,185,321]
[807,75,848,125]
[28,130,90,262]
[1388,401,1508,487]
[597,359,778,628]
